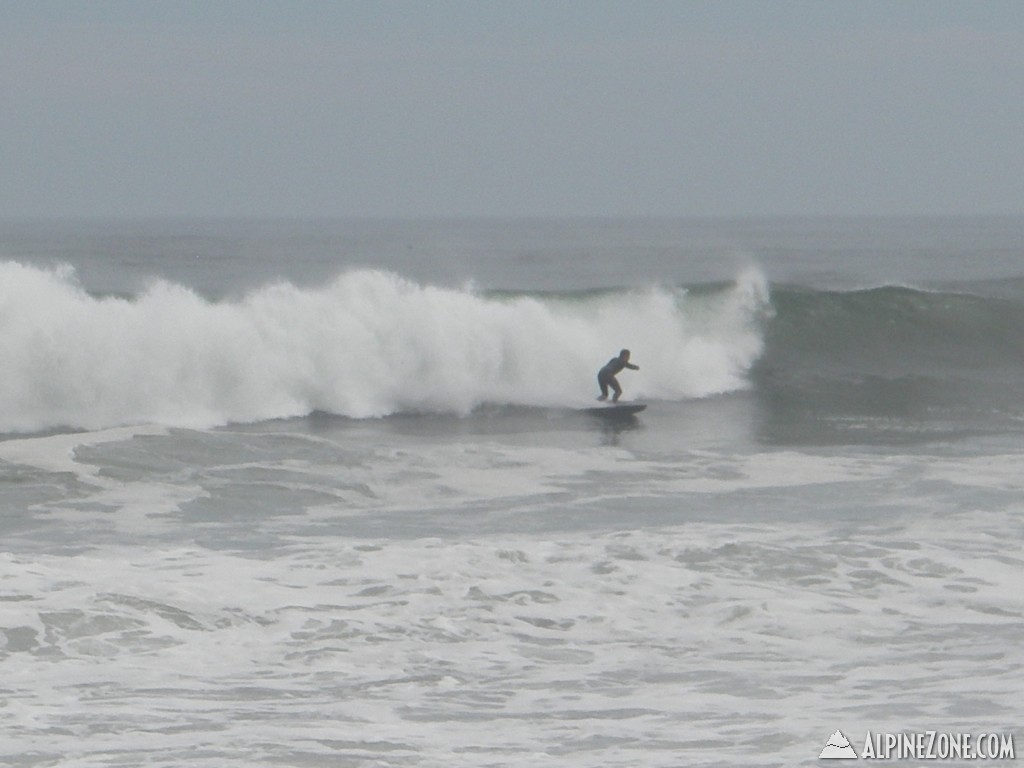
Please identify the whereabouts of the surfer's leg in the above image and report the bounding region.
[610,377,622,402]
[597,372,609,400]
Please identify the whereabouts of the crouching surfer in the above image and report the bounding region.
[597,349,639,402]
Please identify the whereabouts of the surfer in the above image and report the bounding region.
[597,349,639,402]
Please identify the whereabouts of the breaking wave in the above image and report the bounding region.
[0,262,771,432]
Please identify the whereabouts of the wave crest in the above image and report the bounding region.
[0,263,770,432]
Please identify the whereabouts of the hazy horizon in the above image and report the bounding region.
[3,1,1022,219]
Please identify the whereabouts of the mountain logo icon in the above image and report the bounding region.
[819,730,858,759]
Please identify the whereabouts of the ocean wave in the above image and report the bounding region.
[0,262,770,432]
[754,283,1024,441]
[763,283,1024,375]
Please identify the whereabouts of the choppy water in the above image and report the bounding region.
[1,217,1022,766]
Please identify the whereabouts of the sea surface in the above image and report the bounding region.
[1,217,1022,766]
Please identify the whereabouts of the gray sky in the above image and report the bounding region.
[2,0,1022,218]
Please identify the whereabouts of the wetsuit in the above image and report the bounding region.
[597,356,638,401]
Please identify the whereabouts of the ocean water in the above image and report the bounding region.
[1,217,1022,766]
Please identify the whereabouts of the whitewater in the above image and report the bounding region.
[0,260,769,432]
[1,217,1022,767]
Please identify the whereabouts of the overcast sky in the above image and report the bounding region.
[2,0,1022,218]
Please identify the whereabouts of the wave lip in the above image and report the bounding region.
[0,262,771,433]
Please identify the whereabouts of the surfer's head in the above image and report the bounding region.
[619,349,631,361]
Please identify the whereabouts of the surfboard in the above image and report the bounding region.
[581,402,647,417]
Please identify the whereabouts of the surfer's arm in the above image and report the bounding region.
[626,363,639,370]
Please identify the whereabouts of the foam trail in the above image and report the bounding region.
[0,262,770,432]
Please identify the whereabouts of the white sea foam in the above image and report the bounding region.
[0,425,167,481]
[0,262,769,432]
[2,509,1021,767]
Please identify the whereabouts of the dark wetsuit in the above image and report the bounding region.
[597,356,639,400]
